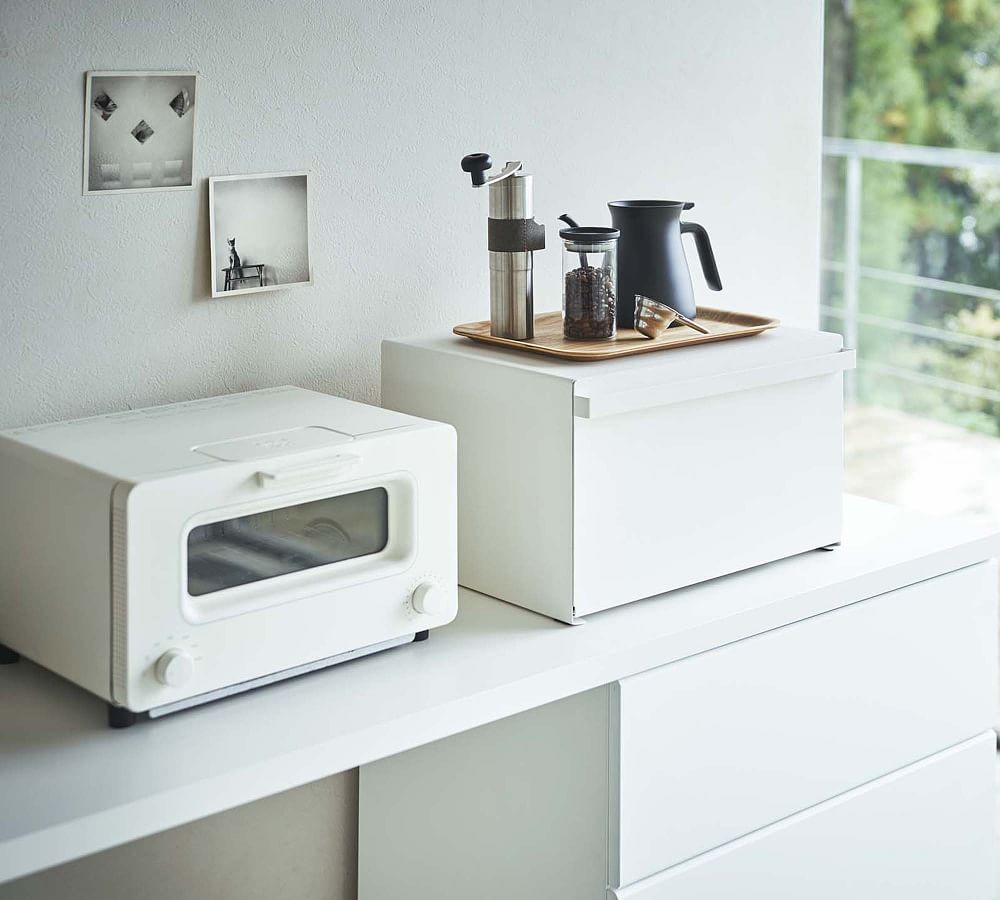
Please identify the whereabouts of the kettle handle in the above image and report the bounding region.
[680,222,723,291]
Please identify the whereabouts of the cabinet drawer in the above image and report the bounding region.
[611,732,997,900]
[610,562,997,886]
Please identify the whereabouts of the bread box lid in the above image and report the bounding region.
[571,327,854,418]
[404,326,854,418]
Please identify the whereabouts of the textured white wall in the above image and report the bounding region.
[1,0,822,431]
[0,1,823,897]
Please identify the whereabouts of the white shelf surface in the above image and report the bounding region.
[1,496,997,883]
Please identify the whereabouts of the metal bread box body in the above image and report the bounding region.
[382,328,853,623]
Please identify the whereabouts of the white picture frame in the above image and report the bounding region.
[83,70,198,196]
[208,172,313,298]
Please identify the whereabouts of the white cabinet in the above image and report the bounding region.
[382,327,854,622]
[609,561,997,884]
[359,562,998,899]
[612,732,997,900]
[359,688,612,900]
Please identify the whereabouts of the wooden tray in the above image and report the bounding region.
[453,307,779,361]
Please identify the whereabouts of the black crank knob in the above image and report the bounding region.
[461,153,492,186]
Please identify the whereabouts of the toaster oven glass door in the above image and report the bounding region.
[187,486,389,597]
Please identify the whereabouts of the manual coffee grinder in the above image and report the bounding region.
[461,153,545,340]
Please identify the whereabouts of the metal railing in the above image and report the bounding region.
[821,136,1000,404]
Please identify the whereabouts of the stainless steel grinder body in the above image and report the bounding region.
[461,155,545,340]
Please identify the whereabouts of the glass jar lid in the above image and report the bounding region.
[558,226,620,243]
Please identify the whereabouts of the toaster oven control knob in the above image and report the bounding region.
[154,649,195,687]
[411,581,446,616]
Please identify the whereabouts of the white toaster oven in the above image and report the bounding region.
[0,387,457,726]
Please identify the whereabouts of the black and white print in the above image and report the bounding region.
[208,173,312,297]
[83,71,197,194]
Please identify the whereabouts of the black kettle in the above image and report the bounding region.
[608,200,722,327]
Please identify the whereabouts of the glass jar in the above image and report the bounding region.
[560,226,619,340]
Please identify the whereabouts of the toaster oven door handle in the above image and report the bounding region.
[255,453,362,488]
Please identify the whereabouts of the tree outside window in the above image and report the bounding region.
[823,0,1000,436]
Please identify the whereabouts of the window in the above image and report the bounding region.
[822,0,1000,522]
[187,488,390,596]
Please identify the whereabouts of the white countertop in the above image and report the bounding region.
[1,496,997,883]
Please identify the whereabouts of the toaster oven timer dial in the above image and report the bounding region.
[154,648,195,688]
[410,580,446,617]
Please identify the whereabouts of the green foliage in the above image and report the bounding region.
[823,0,1000,435]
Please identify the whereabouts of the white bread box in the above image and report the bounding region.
[382,327,854,623]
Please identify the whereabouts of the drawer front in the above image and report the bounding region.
[611,732,997,900]
[573,375,844,617]
[610,562,997,885]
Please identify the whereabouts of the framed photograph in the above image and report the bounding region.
[83,70,197,195]
[209,172,312,297]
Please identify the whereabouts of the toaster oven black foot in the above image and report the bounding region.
[413,630,430,643]
[108,704,140,729]
[0,643,19,664]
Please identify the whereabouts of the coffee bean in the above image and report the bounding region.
[564,266,616,340]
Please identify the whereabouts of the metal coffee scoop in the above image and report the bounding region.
[634,294,710,338]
